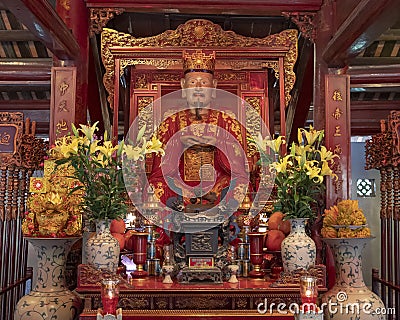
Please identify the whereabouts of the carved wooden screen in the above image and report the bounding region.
[100,19,298,140]
[0,113,47,320]
[366,111,400,319]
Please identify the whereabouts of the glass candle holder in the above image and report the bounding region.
[101,279,120,315]
[248,232,266,278]
[299,275,318,312]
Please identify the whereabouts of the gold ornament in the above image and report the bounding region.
[182,49,216,74]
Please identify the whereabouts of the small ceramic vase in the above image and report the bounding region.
[162,265,174,284]
[228,264,239,283]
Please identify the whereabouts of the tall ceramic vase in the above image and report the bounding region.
[85,220,120,273]
[322,238,386,320]
[281,218,316,272]
[14,237,82,320]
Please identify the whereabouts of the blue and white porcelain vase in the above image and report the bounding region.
[322,238,386,320]
[280,218,316,272]
[85,220,120,273]
[14,237,82,320]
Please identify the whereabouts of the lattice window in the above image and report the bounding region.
[356,178,376,197]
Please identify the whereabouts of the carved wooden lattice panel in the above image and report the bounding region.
[0,112,47,320]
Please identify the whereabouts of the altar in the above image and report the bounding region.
[76,18,328,320]
[76,265,327,319]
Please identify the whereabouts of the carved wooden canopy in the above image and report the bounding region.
[101,19,298,110]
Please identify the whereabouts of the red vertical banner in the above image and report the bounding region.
[49,67,77,145]
[325,74,351,208]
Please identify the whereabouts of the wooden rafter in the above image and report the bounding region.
[2,0,80,60]
[322,0,400,67]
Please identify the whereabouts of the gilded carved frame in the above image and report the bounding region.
[100,19,298,136]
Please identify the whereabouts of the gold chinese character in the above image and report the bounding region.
[56,120,68,133]
[334,126,342,137]
[332,90,343,101]
[333,179,343,193]
[334,144,342,155]
[332,107,343,120]
[58,100,69,112]
[59,81,69,96]
[334,165,342,174]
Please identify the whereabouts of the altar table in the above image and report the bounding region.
[76,265,325,320]
[78,310,295,319]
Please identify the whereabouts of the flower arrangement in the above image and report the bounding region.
[249,126,337,219]
[321,199,371,238]
[51,122,164,223]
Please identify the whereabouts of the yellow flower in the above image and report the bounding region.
[293,144,311,157]
[321,160,336,179]
[298,125,323,146]
[78,122,98,141]
[269,136,286,154]
[305,162,323,183]
[250,133,285,154]
[293,144,312,167]
[123,144,146,161]
[89,139,99,154]
[54,136,82,158]
[271,155,292,173]
[97,141,118,159]
[319,146,338,162]
[146,135,165,156]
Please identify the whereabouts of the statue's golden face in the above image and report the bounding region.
[181,72,217,109]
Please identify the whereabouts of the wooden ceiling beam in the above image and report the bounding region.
[0,58,52,64]
[378,28,400,41]
[2,0,80,60]
[0,84,50,91]
[350,101,398,136]
[0,100,49,110]
[322,0,400,67]
[0,30,38,41]
[0,65,51,81]
[86,0,323,13]
[348,65,400,85]
[351,100,400,109]
[349,57,400,66]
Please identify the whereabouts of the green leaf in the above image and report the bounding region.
[136,125,146,144]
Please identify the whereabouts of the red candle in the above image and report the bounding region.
[102,295,119,315]
[101,279,120,315]
[299,276,318,313]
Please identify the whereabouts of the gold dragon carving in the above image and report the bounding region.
[101,19,298,109]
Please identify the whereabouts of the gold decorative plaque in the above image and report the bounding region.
[101,19,298,109]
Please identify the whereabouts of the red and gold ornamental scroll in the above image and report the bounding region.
[49,67,77,145]
[325,74,351,208]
